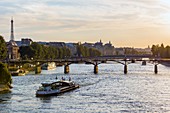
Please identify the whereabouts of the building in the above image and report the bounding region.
[7,18,20,60]
[82,42,94,48]
[15,41,22,47]
[93,40,115,56]
[21,38,33,46]
[94,39,103,49]
[115,48,125,55]
[49,42,66,48]
[66,43,77,56]
[94,39,104,55]
[103,41,115,55]
[135,48,152,55]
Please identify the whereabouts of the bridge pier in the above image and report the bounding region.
[64,65,69,74]
[35,66,41,74]
[154,64,158,74]
[94,65,98,74]
[124,64,127,74]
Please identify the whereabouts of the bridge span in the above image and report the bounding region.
[3,55,170,74]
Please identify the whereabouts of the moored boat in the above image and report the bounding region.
[10,69,26,76]
[36,79,79,97]
[41,62,56,70]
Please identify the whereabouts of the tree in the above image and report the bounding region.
[89,48,101,57]
[76,43,101,57]
[19,46,35,60]
[151,45,159,57]
[64,47,71,57]
[0,62,12,84]
[58,48,63,58]
[30,42,44,59]
[159,43,165,57]
[0,35,7,60]
[165,46,170,58]
[76,44,83,57]
[19,42,71,60]
[151,44,170,58]
[84,47,89,57]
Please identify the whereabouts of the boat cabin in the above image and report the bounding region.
[40,81,75,89]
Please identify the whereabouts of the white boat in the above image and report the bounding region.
[36,80,79,97]
[41,62,56,70]
[11,69,26,76]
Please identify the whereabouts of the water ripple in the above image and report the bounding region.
[0,64,170,112]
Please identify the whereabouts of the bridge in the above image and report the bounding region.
[3,55,170,74]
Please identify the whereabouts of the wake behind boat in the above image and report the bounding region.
[36,79,79,97]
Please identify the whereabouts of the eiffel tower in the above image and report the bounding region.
[10,17,14,41]
[7,17,20,60]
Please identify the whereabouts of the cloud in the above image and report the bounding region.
[1,0,170,45]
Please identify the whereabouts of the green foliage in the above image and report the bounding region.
[44,46,57,59]
[151,45,159,57]
[19,42,71,60]
[58,48,63,58]
[151,43,170,58]
[124,48,138,55]
[31,42,44,59]
[0,62,12,84]
[89,48,101,56]
[76,44,83,57]
[19,46,35,60]
[76,44,101,57]
[0,35,7,60]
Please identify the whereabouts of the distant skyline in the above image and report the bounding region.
[1,0,170,48]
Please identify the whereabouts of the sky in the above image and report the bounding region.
[1,0,170,48]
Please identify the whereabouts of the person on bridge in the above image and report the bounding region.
[62,77,65,81]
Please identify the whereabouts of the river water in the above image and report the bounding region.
[0,62,170,113]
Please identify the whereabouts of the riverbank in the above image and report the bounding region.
[0,62,12,92]
[0,83,12,92]
[8,63,35,76]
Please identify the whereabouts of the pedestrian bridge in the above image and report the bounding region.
[4,55,170,74]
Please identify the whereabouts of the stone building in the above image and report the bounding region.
[21,38,33,46]
[94,39,104,55]
[93,40,115,56]
[49,42,66,48]
[7,40,20,60]
[66,43,77,56]
[82,42,94,48]
[103,41,115,56]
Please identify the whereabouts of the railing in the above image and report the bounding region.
[3,55,170,74]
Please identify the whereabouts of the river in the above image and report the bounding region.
[0,62,170,113]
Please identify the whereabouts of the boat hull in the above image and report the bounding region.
[36,85,79,97]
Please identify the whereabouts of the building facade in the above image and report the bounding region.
[103,41,115,56]
[21,38,33,46]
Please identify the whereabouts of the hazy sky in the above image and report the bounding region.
[1,0,170,47]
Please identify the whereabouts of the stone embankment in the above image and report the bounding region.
[0,83,12,92]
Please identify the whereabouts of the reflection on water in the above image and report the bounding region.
[38,96,52,103]
[0,91,12,103]
[0,91,12,113]
[0,63,170,112]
